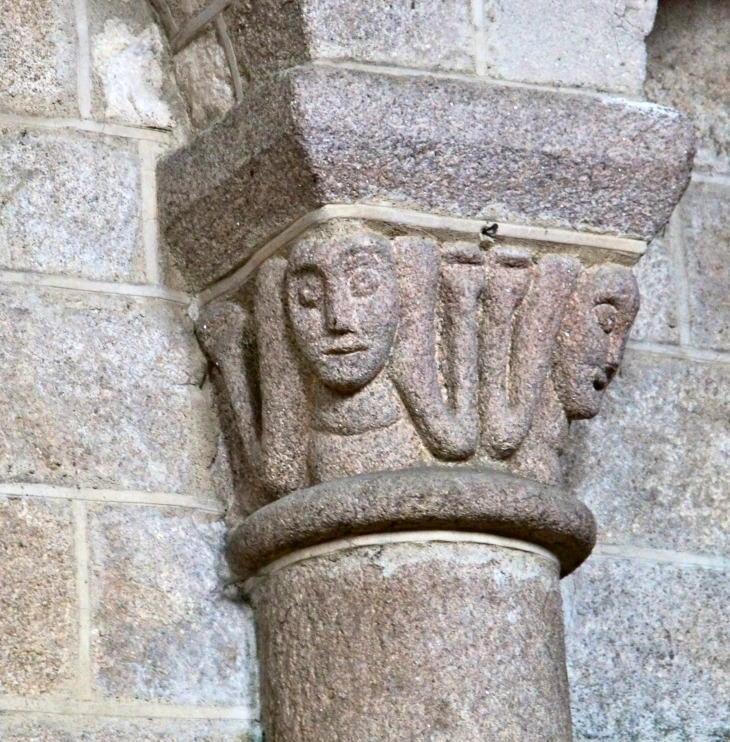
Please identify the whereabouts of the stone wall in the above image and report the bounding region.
[0,0,259,738]
[564,1,730,739]
[1,0,728,740]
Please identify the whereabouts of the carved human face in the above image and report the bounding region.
[285,229,399,393]
[553,265,639,419]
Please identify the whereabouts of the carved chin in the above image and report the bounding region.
[565,383,604,420]
[313,352,386,392]
[557,365,606,420]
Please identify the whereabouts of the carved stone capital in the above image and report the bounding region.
[195,216,638,549]
[158,65,693,742]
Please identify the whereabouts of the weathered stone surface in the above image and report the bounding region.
[0,496,76,696]
[0,0,77,116]
[229,468,596,579]
[674,180,730,351]
[173,27,235,133]
[249,541,571,742]
[303,0,474,72]
[92,20,173,128]
[224,0,474,77]
[629,234,680,345]
[159,65,694,291]
[89,504,257,707]
[0,130,144,282]
[564,555,730,742]
[87,0,188,131]
[481,0,657,96]
[154,0,211,30]
[565,350,730,555]
[0,715,258,741]
[0,286,218,497]
[646,0,730,174]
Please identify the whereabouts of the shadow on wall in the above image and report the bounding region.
[645,0,730,175]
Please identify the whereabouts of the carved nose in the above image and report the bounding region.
[325,286,359,334]
[604,361,619,383]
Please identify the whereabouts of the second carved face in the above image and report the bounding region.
[285,229,400,393]
[553,265,640,419]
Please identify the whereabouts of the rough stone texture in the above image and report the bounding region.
[92,20,173,128]
[0,0,77,116]
[87,0,189,132]
[173,27,235,133]
[0,715,259,741]
[0,129,144,282]
[303,0,474,72]
[674,180,730,352]
[249,541,571,742]
[158,0,212,29]
[0,496,76,696]
[223,0,310,79]
[646,0,730,174]
[564,555,730,742]
[565,350,730,556]
[481,0,657,96]
[89,504,257,707]
[0,286,218,497]
[629,234,680,345]
[224,0,474,77]
[159,65,695,291]
[229,468,596,579]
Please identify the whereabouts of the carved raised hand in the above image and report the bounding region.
[196,256,308,498]
[479,249,581,458]
[389,237,484,461]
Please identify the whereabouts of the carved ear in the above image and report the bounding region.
[195,301,250,368]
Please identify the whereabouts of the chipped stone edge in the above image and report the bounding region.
[243,530,560,591]
[193,204,647,311]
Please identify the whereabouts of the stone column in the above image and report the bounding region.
[156,5,694,738]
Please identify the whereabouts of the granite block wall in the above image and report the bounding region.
[564,2,730,739]
[0,0,259,738]
[1,0,728,740]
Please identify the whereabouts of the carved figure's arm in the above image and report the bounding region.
[195,257,309,496]
[480,250,581,458]
[389,237,484,460]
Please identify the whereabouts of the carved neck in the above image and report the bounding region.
[309,372,403,436]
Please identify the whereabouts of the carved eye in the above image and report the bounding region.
[296,274,324,308]
[593,303,618,334]
[348,265,380,297]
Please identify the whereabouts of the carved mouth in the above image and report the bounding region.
[592,369,609,391]
[325,345,368,356]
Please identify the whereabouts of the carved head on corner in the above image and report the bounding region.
[553,264,639,419]
[285,225,400,393]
